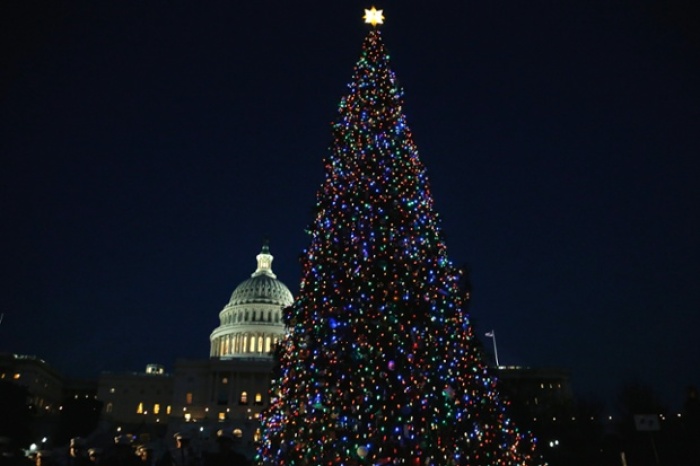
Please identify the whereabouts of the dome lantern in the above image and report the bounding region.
[253,241,276,279]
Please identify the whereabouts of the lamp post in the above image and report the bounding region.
[484,330,500,367]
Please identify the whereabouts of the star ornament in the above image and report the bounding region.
[363,7,385,26]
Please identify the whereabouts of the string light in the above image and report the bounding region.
[258,20,541,466]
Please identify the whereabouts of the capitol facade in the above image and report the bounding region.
[95,243,294,457]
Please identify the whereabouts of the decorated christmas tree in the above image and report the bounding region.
[259,8,540,466]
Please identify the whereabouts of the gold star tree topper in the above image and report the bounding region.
[363,7,385,26]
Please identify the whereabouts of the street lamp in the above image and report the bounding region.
[484,330,500,367]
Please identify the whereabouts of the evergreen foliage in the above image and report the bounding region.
[259,28,540,466]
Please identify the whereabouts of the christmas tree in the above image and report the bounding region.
[259,8,540,466]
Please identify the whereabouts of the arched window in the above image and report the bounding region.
[239,392,248,405]
[233,429,243,438]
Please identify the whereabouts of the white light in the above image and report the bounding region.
[42,437,47,443]
[30,444,37,451]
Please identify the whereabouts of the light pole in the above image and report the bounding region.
[484,330,500,367]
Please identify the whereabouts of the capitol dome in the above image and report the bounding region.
[209,243,293,359]
[229,272,294,307]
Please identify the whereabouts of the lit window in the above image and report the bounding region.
[233,429,243,438]
[184,413,192,422]
[166,405,172,415]
[240,392,248,405]
[153,404,160,414]
[136,402,143,414]
[13,373,20,380]
[254,393,263,405]
[254,428,261,442]
[218,412,226,421]
[186,393,193,405]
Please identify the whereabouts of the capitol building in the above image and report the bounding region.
[95,243,294,455]
[2,241,572,459]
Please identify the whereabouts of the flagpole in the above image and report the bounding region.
[485,330,500,367]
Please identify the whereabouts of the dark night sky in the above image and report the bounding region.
[2,1,699,410]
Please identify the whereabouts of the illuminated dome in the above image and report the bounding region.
[228,270,294,307]
[210,243,293,359]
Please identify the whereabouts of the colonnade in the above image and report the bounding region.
[212,333,281,357]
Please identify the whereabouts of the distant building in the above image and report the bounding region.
[96,364,174,425]
[495,366,573,419]
[168,243,293,454]
[93,243,293,457]
[0,352,63,416]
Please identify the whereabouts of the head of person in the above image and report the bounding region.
[87,448,102,463]
[36,450,52,466]
[173,433,190,449]
[69,437,86,458]
[136,445,153,463]
[215,430,233,452]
